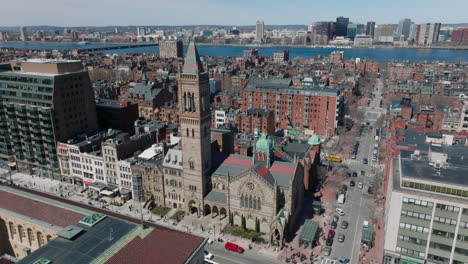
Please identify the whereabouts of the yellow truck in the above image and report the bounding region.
[326,155,343,163]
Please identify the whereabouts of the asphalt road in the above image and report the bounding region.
[205,242,283,264]
[328,78,385,262]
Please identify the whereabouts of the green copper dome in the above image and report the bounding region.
[308,134,320,145]
[255,133,274,153]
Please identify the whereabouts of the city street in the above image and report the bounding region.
[205,242,283,264]
[326,78,385,263]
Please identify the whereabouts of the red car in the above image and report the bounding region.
[225,242,244,253]
[328,229,336,239]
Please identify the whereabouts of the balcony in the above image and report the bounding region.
[17,112,27,117]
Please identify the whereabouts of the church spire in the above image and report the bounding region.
[182,40,204,74]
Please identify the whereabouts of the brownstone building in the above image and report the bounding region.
[121,82,173,120]
[235,108,275,135]
[159,40,183,59]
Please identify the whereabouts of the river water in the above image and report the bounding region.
[1,42,467,62]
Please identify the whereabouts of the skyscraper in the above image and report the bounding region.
[397,18,412,40]
[416,23,441,45]
[178,41,212,212]
[0,59,98,179]
[356,24,366,35]
[256,20,265,41]
[19,26,27,41]
[309,21,333,44]
[334,16,349,37]
[347,24,357,40]
[366,21,376,38]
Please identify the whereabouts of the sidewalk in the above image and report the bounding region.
[6,171,286,261]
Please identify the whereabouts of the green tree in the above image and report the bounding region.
[229,212,234,225]
[241,215,246,230]
[255,217,260,233]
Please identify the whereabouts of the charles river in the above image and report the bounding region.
[1,42,468,62]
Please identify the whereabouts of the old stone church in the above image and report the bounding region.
[176,41,306,245]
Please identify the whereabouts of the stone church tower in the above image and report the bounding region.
[179,41,212,215]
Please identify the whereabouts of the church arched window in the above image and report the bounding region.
[240,194,244,207]
[258,197,261,210]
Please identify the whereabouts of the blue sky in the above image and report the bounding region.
[1,0,467,26]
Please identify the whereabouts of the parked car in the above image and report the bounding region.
[328,229,336,239]
[341,220,349,229]
[339,256,350,264]
[358,182,363,189]
[323,246,332,256]
[363,220,369,229]
[225,242,244,253]
[338,233,345,242]
[362,158,368,164]
[367,187,373,194]
[204,251,214,260]
[326,237,334,246]
[361,170,365,176]
[352,172,358,177]
[207,239,213,245]
[341,185,348,192]
[346,172,352,178]
[335,208,345,216]
[331,221,338,229]
[350,180,355,187]
[333,215,340,222]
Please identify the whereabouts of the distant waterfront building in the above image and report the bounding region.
[408,24,418,41]
[353,35,373,46]
[451,28,468,44]
[346,24,357,40]
[19,26,27,41]
[375,24,396,43]
[256,20,265,41]
[309,21,333,45]
[397,18,412,40]
[0,59,98,178]
[334,16,349,37]
[416,23,441,46]
[137,27,145,36]
[366,21,376,38]
[159,40,183,58]
[356,24,366,35]
[273,49,289,62]
[71,30,79,40]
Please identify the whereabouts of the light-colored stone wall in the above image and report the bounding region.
[0,212,57,260]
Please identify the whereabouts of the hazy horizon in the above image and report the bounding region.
[0,0,467,27]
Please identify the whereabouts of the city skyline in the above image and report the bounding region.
[0,0,467,27]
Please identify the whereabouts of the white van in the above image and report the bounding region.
[336,208,345,216]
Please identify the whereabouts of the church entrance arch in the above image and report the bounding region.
[188,200,198,215]
[204,204,211,216]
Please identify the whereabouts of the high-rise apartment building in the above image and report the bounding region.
[256,20,265,41]
[334,16,349,37]
[397,18,412,40]
[0,59,98,178]
[159,40,184,58]
[416,23,441,46]
[137,27,145,36]
[241,77,342,136]
[19,26,27,41]
[366,21,376,38]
